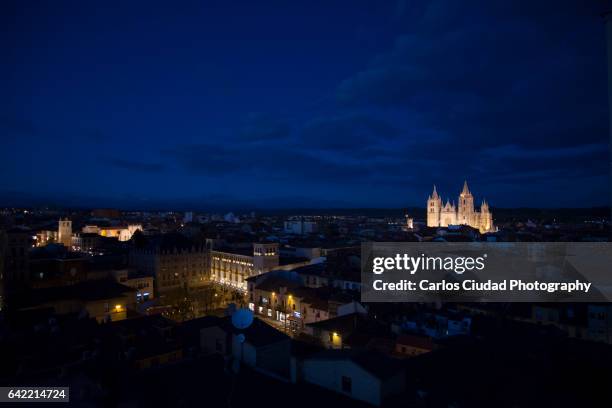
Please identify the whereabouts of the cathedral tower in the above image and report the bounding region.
[425,181,495,233]
[479,200,493,232]
[440,199,457,227]
[426,185,442,227]
[58,218,72,248]
[458,181,474,225]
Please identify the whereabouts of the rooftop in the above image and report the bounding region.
[254,275,302,292]
[212,246,253,257]
[307,349,404,380]
[15,279,136,308]
[396,333,436,350]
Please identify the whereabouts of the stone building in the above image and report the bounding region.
[129,234,208,294]
[58,218,72,248]
[426,181,494,233]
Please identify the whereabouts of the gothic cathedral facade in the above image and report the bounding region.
[427,181,494,233]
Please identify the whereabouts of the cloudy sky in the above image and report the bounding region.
[1,0,609,209]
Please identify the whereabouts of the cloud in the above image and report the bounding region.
[238,114,291,142]
[2,0,607,208]
[299,113,402,152]
[334,0,607,152]
[165,142,358,180]
[324,0,609,201]
[108,158,165,172]
[482,144,608,160]
[166,110,418,184]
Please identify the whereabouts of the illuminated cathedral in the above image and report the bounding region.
[426,181,494,233]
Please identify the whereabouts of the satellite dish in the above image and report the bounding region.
[231,308,254,330]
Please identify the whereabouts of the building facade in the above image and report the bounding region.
[36,229,58,246]
[297,351,406,406]
[426,181,494,233]
[113,269,154,302]
[99,224,142,241]
[210,243,279,291]
[72,233,100,253]
[129,239,208,294]
[58,218,72,248]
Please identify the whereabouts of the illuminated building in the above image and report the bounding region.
[403,215,414,230]
[129,234,208,294]
[58,218,72,248]
[210,249,255,291]
[305,312,366,349]
[36,229,57,246]
[210,243,278,291]
[113,268,154,302]
[98,224,142,241]
[82,225,100,234]
[246,268,363,332]
[210,243,309,292]
[71,232,100,253]
[426,181,495,233]
[245,274,303,329]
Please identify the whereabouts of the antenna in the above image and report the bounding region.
[227,307,255,407]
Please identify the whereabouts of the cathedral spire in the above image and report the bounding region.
[462,180,470,195]
[426,182,493,232]
[432,185,439,199]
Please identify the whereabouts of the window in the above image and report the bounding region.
[341,376,352,393]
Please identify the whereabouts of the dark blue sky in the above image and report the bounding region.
[1,0,609,209]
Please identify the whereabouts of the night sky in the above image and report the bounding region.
[1,0,609,209]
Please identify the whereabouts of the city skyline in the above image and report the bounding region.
[2,2,612,407]
[2,0,610,209]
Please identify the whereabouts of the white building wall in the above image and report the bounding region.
[301,359,382,406]
[337,301,367,317]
